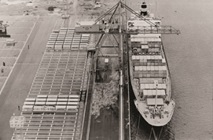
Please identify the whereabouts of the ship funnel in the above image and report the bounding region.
[140,2,148,16]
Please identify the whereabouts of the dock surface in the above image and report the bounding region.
[0,16,57,140]
[8,27,91,139]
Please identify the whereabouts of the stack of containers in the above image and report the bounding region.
[131,35,161,44]
[80,34,90,50]
[134,65,167,78]
[147,55,163,67]
[55,28,67,50]
[132,55,163,67]
[46,31,58,50]
[46,29,91,51]
[22,94,80,112]
[132,34,167,79]
[71,34,81,50]
[63,29,74,50]
[147,41,161,54]
[132,42,141,48]
[132,38,167,96]
[139,78,164,84]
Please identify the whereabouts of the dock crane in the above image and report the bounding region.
[75,1,180,140]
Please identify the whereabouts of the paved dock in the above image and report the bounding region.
[0,16,58,140]
[10,28,91,139]
[0,16,38,93]
[0,3,133,140]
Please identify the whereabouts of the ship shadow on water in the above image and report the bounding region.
[129,84,175,140]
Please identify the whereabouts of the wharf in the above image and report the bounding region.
[0,16,58,140]
[8,23,132,140]
[11,28,91,140]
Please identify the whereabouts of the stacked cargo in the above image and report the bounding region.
[138,78,165,84]
[130,34,161,44]
[131,39,168,114]
[132,41,161,55]
[22,51,88,111]
[22,95,80,112]
[55,28,66,50]
[134,65,167,78]
[71,34,81,50]
[46,28,90,51]
[131,34,168,99]
[147,41,161,54]
[12,29,91,140]
[132,55,166,66]
[46,30,58,49]
[64,29,75,50]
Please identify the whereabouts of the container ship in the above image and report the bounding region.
[127,2,175,126]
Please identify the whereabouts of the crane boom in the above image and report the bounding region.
[75,24,180,35]
[75,2,180,35]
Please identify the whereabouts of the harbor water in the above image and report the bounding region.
[127,0,213,140]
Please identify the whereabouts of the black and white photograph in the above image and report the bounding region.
[0,0,212,140]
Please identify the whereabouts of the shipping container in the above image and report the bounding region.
[143,89,166,96]
[140,83,166,89]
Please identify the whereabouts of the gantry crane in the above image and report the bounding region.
[75,1,180,61]
[75,1,180,140]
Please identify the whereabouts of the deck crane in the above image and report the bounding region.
[75,1,180,140]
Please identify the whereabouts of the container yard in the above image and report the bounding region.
[11,28,91,139]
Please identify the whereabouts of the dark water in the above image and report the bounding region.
[127,0,213,140]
